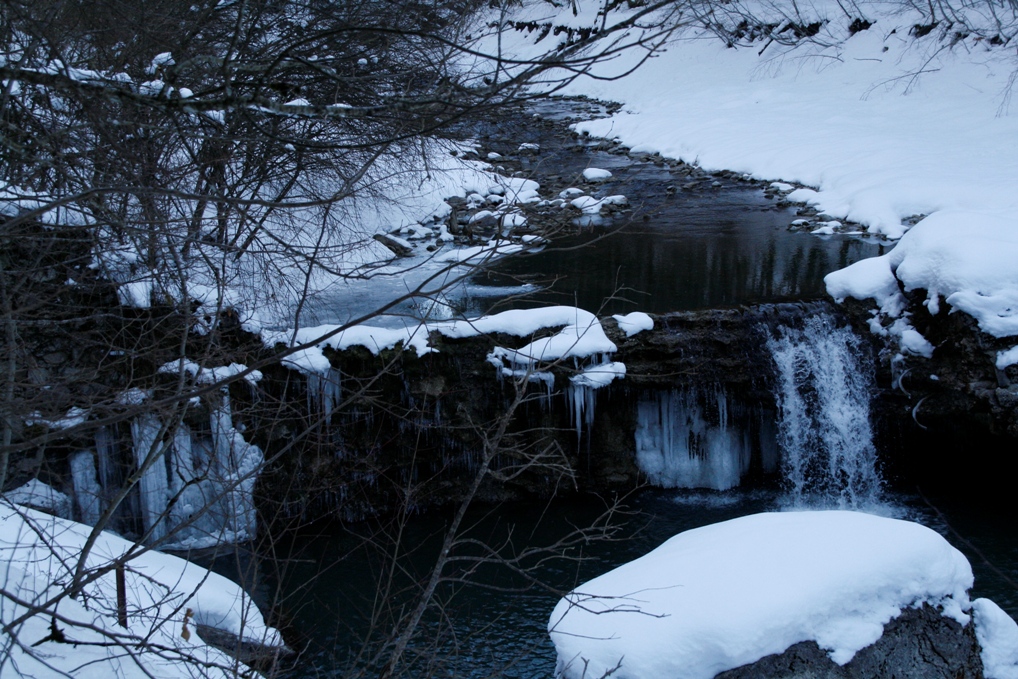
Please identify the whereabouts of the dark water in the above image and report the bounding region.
[262,490,781,678]
[460,107,885,317]
[471,173,884,317]
[208,488,1017,679]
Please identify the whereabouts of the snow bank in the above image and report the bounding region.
[828,211,1018,338]
[2,479,71,518]
[549,511,975,679]
[974,598,1018,679]
[0,503,284,678]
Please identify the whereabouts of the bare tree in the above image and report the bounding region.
[0,0,689,675]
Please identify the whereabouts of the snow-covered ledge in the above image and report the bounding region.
[549,511,1018,679]
[825,211,1018,355]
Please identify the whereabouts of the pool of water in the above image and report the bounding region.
[212,487,1017,678]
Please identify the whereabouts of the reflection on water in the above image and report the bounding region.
[470,173,884,316]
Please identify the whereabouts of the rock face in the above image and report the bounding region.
[837,292,1018,497]
[716,605,983,679]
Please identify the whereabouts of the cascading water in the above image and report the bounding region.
[766,314,882,507]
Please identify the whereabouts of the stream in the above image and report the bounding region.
[207,99,1017,678]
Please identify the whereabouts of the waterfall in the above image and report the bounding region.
[767,314,882,507]
[634,388,757,491]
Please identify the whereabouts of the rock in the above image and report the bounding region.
[372,233,413,257]
[715,605,983,679]
[196,623,294,673]
[995,385,1018,408]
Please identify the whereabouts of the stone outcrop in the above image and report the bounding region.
[837,292,1018,496]
[716,605,984,679]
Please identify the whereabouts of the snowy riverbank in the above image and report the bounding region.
[489,0,1018,354]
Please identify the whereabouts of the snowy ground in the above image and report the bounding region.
[485,0,1018,353]
[0,502,285,678]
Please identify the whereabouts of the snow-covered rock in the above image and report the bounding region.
[827,211,1018,339]
[549,511,999,679]
[582,167,612,182]
[3,479,72,518]
[612,311,654,337]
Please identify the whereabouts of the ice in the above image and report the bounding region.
[634,389,751,491]
[307,367,343,416]
[131,413,170,543]
[550,511,976,679]
[69,450,103,525]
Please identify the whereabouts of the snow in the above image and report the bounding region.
[582,167,612,182]
[974,598,1018,679]
[612,311,654,337]
[26,406,88,430]
[549,511,975,679]
[997,347,1018,370]
[158,359,263,385]
[828,211,1018,338]
[268,306,619,403]
[570,360,625,389]
[3,479,71,518]
[0,503,285,678]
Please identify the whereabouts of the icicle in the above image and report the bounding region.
[130,414,169,543]
[306,367,342,418]
[634,388,752,491]
[69,450,102,525]
[94,425,117,490]
[208,390,264,543]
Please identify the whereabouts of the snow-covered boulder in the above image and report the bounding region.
[549,511,1016,679]
[582,167,612,182]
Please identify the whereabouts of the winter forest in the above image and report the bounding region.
[3,0,1018,676]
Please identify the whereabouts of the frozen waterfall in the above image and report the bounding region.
[71,391,264,548]
[635,389,770,491]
